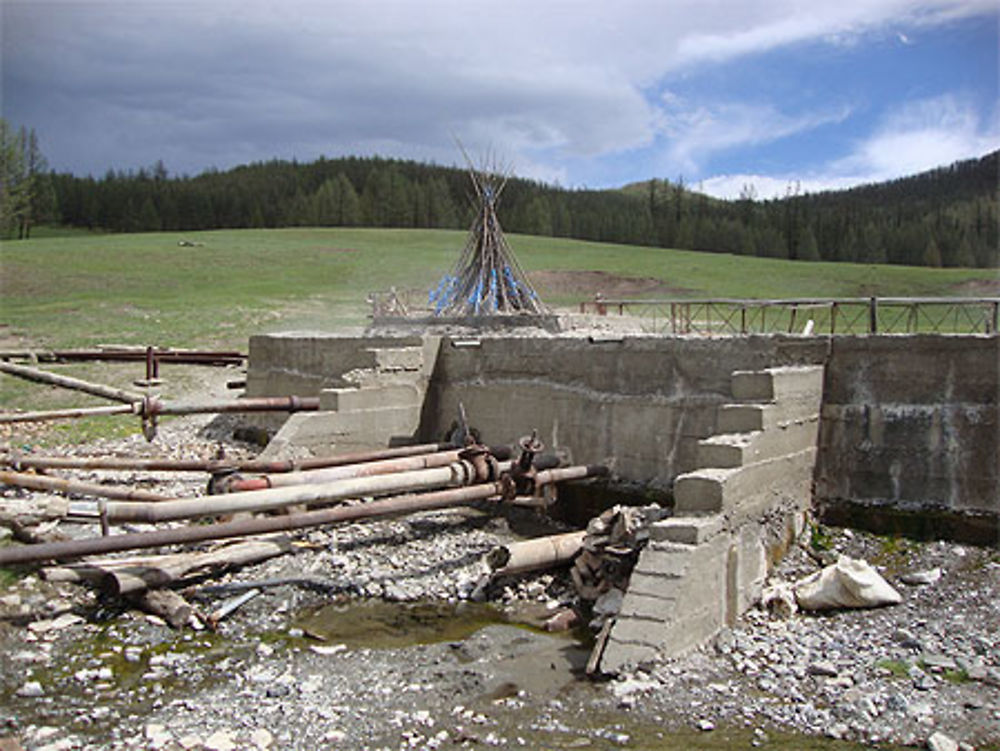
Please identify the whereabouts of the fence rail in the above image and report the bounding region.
[577,297,1000,336]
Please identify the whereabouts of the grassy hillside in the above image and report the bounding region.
[2,227,996,351]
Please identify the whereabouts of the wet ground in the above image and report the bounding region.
[1,401,998,750]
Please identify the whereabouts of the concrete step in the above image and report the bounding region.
[697,417,820,468]
[716,396,820,433]
[731,365,824,402]
[673,447,816,514]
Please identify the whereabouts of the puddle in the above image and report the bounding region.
[295,598,553,650]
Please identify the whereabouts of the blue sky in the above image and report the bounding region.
[3,0,997,198]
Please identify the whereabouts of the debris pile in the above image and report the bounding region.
[0,422,608,632]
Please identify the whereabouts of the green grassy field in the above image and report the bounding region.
[2,227,996,351]
[1,227,996,445]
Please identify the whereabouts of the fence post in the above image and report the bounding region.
[869,297,878,334]
[992,301,999,335]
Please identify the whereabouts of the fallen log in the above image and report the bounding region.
[136,589,194,629]
[101,537,294,596]
[0,496,71,528]
[486,531,586,577]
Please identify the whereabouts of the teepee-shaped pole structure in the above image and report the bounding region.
[429,152,547,317]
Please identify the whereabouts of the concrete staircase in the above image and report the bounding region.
[261,338,440,458]
[597,365,824,673]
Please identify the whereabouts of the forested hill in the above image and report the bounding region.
[35,149,1000,268]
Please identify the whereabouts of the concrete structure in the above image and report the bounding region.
[597,365,823,672]
[246,331,999,667]
[815,335,999,544]
[248,334,440,458]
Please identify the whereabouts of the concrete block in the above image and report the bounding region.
[650,515,724,544]
[625,570,685,599]
[599,627,659,669]
[717,399,819,433]
[631,541,699,579]
[601,615,659,646]
[370,346,423,372]
[319,385,422,412]
[617,592,680,622]
[731,365,824,401]
[674,447,817,515]
[697,418,820,468]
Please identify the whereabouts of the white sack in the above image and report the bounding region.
[794,555,902,610]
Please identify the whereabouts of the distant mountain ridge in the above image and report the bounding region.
[44,149,998,268]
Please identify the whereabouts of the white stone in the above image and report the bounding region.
[901,568,943,586]
[927,731,959,751]
[203,729,237,751]
[309,643,347,656]
[16,680,44,697]
[250,728,274,749]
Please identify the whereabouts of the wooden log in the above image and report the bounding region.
[0,497,70,528]
[136,589,193,629]
[102,537,294,595]
[486,530,585,577]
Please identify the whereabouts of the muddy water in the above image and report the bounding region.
[296,599,517,649]
[0,601,907,750]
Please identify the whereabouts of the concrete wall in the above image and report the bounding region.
[814,335,999,543]
[246,333,999,536]
[246,332,426,398]
[420,336,826,488]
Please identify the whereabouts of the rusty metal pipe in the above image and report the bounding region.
[486,531,586,576]
[98,461,499,523]
[0,470,172,503]
[0,464,607,565]
[0,360,146,404]
[223,445,513,492]
[0,404,138,424]
[1,442,456,474]
[534,465,609,485]
[144,395,320,416]
[0,348,245,365]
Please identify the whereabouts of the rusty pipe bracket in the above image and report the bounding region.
[98,499,110,537]
[140,395,161,442]
[498,473,518,502]
[458,444,499,483]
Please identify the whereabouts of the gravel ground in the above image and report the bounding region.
[1,408,998,751]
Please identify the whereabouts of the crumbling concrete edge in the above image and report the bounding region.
[596,365,824,674]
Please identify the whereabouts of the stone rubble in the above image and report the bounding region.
[0,406,997,750]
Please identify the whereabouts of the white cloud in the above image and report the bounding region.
[831,94,1000,179]
[701,94,1000,199]
[3,0,996,180]
[656,96,852,174]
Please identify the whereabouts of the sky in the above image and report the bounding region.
[2,0,998,199]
